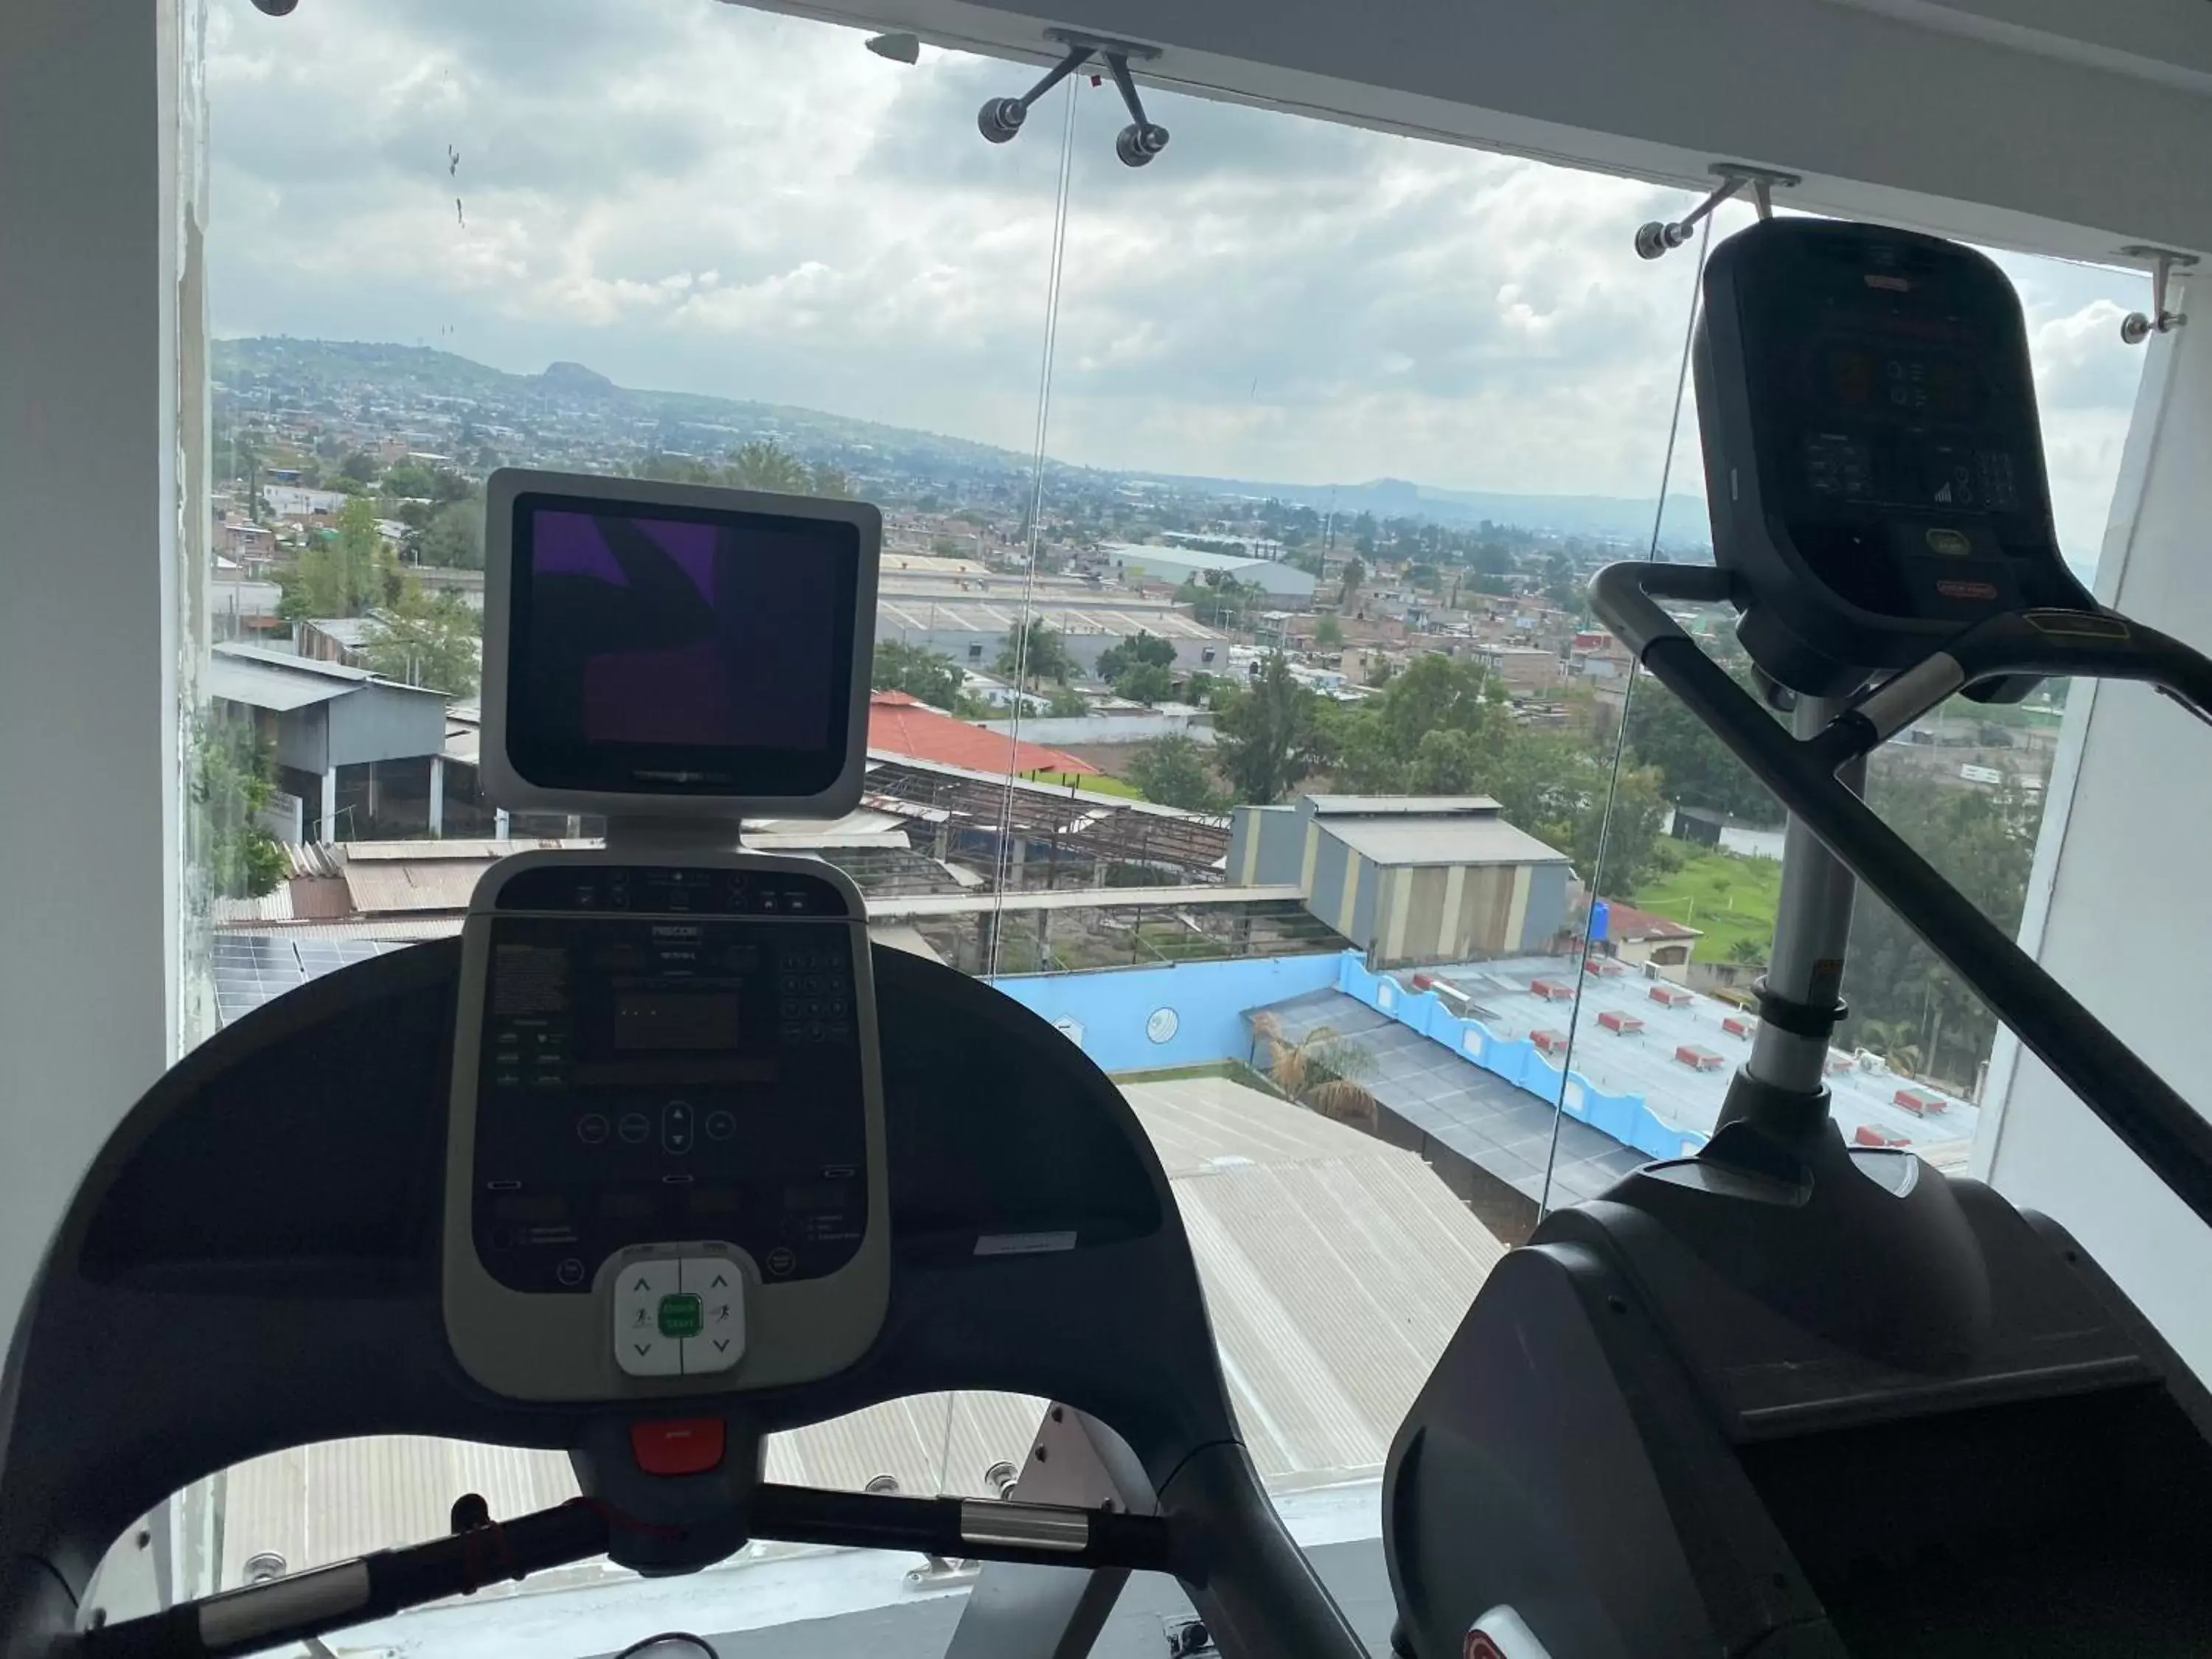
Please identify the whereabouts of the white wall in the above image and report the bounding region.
[0,0,189,1329]
[1978,275,2212,1382]
[757,0,2212,260]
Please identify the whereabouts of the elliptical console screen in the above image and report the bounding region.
[470,863,869,1296]
[504,493,863,796]
[1696,219,2092,692]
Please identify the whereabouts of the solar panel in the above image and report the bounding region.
[209,934,414,1026]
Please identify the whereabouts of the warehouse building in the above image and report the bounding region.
[1101,543,1319,605]
[1228,794,1573,967]
[874,591,1227,675]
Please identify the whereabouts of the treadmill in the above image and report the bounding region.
[0,472,1368,1659]
[1384,220,2212,1658]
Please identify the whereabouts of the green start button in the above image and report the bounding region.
[656,1293,703,1339]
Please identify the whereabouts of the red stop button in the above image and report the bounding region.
[630,1418,726,1477]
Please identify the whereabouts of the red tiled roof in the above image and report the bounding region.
[1601,900,1703,940]
[867,691,1095,778]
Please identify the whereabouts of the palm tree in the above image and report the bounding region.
[727,439,813,494]
[1248,1012,1382,1128]
[1857,1018,1923,1077]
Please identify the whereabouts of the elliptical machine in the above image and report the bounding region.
[1383,219,2212,1657]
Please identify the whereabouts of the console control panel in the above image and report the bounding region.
[469,865,866,1295]
[442,852,888,1403]
[609,1247,747,1378]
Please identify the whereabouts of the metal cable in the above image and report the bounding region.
[986,77,1080,977]
[1536,207,1715,1217]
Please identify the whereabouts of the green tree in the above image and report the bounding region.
[1313,615,1344,650]
[1376,655,1504,761]
[1340,557,1366,608]
[809,460,850,498]
[1096,630,1177,684]
[1626,677,1784,826]
[996,618,1076,686]
[361,585,481,698]
[1045,684,1091,717]
[276,496,394,620]
[1834,773,2039,1085]
[1176,574,1253,630]
[380,459,445,500]
[1410,728,1482,794]
[1127,734,1227,813]
[1215,653,1329,804]
[873,641,967,709]
[338,449,380,484]
[409,498,484,569]
[193,714,288,900]
[1115,661,1175,705]
[729,439,813,494]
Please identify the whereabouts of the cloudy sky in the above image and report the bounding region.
[208,0,2146,557]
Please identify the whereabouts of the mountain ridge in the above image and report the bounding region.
[212,335,1711,544]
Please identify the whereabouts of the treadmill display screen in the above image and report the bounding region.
[503,494,862,796]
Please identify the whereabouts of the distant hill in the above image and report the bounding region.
[1120,470,1711,546]
[212,335,1710,543]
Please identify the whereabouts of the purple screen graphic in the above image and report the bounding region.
[526,508,844,751]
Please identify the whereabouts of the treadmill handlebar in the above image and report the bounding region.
[76,1486,1181,1659]
[1589,560,2212,1234]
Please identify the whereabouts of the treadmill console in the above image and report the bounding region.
[1696,218,2096,696]
[442,471,889,1402]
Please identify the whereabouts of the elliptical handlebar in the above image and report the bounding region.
[1590,560,2212,1231]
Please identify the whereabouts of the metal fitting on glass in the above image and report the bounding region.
[1635,164,1801,260]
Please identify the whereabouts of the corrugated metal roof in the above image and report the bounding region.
[1127,1079,1504,1486]
[1251,988,1646,1210]
[207,1076,1500,1582]
[1321,814,1570,869]
[209,643,446,713]
[218,641,380,684]
[342,858,485,915]
[1306,796,1503,818]
[207,655,355,714]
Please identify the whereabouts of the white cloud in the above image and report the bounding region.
[208,0,2147,554]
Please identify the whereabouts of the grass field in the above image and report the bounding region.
[1628,847,1784,962]
[1021,769,1146,800]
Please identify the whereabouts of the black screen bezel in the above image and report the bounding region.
[504,490,863,797]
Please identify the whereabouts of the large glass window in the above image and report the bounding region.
[136,0,2156,1651]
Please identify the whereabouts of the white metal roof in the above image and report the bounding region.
[1306,796,1504,818]
[1320,814,1570,869]
[206,655,357,714]
[209,641,445,712]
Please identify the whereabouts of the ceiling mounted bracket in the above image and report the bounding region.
[978,28,1169,167]
[2118,246,2198,344]
[1635,164,1802,260]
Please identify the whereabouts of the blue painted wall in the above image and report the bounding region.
[984,949,1703,1164]
[987,953,1346,1074]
